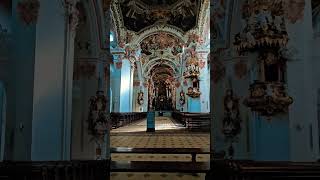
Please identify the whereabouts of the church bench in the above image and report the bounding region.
[209,160,320,179]
[111,112,147,128]
[172,111,186,126]
[110,161,210,173]
[182,113,211,131]
[0,160,109,180]
[111,147,220,162]
[172,112,211,131]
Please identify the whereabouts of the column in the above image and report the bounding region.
[198,50,210,113]
[287,0,319,161]
[129,63,135,112]
[120,59,132,112]
[7,0,37,160]
[110,53,123,112]
[31,0,75,161]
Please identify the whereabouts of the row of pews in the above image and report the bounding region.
[111,112,147,129]
[1,159,320,179]
[172,111,210,131]
[208,160,320,179]
[0,160,109,180]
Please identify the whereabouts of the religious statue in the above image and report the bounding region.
[222,89,241,138]
[179,91,185,105]
[137,91,144,105]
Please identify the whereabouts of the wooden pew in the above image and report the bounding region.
[111,147,215,162]
[172,112,210,131]
[184,113,210,131]
[111,161,210,173]
[0,160,110,180]
[111,112,147,129]
[209,160,320,179]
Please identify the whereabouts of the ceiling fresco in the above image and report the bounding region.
[120,0,201,32]
[140,32,184,56]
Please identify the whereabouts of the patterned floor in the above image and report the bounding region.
[110,117,210,180]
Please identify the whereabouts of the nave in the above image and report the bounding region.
[2,0,320,179]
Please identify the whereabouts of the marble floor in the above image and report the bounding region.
[110,117,210,180]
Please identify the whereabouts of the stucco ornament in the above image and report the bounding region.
[17,0,40,25]
[223,89,242,159]
[88,90,108,142]
[62,0,80,32]
[243,81,293,117]
[223,89,241,138]
[284,0,305,24]
[137,91,144,105]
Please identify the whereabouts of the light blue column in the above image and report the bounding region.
[120,60,131,112]
[110,63,121,112]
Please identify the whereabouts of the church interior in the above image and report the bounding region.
[1,0,320,179]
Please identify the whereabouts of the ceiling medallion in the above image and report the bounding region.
[243,80,293,117]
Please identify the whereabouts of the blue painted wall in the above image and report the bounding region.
[187,97,201,112]
[251,114,290,161]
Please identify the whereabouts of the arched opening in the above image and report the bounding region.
[109,1,211,178]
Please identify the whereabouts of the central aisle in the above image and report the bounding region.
[111,116,186,133]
